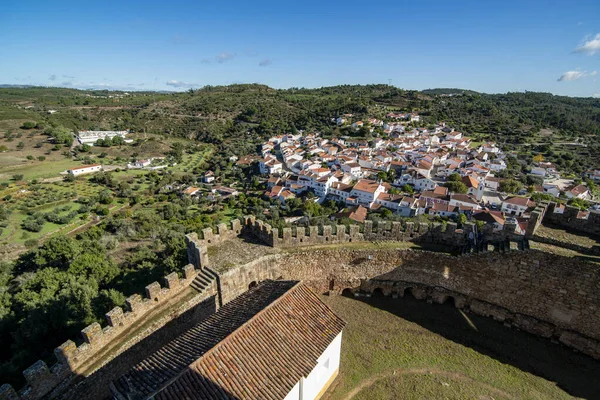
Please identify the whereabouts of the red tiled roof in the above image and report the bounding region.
[352,179,381,194]
[112,281,345,400]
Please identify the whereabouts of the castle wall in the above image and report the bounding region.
[543,203,600,237]
[3,215,598,400]
[270,248,600,358]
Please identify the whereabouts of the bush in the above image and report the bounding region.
[24,239,39,248]
[38,156,46,161]
[21,121,36,129]
[12,174,24,181]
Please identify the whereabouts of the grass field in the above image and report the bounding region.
[322,294,600,400]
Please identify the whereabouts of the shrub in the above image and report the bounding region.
[21,121,36,129]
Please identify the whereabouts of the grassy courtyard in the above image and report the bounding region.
[322,294,600,400]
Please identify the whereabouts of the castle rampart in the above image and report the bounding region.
[542,202,600,237]
[2,215,598,400]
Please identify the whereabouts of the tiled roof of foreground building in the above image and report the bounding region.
[111,280,346,400]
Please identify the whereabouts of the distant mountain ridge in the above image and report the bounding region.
[421,88,480,95]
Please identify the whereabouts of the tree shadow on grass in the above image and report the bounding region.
[354,293,600,399]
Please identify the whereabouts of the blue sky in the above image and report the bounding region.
[1,0,599,96]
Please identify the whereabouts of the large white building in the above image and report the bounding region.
[67,164,103,176]
[77,130,128,145]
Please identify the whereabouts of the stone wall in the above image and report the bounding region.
[543,203,600,237]
[0,264,201,400]
[243,215,522,249]
[267,248,600,359]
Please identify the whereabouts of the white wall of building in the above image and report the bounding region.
[283,331,342,400]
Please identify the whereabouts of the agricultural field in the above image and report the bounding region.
[0,115,213,258]
[322,294,599,400]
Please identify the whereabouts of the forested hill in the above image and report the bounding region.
[1,85,599,145]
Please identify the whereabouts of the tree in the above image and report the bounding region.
[533,154,544,164]
[68,253,119,285]
[447,173,461,182]
[111,135,125,146]
[499,179,523,194]
[445,181,468,194]
[34,235,81,269]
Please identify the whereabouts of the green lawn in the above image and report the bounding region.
[322,295,598,400]
[0,157,80,180]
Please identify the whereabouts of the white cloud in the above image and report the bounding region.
[165,80,199,88]
[215,52,235,63]
[593,93,600,98]
[258,58,272,67]
[557,70,597,82]
[574,33,600,55]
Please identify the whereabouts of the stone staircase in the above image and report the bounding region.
[190,268,218,292]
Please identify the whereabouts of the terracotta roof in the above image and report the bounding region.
[352,179,381,194]
[503,196,532,207]
[335,205,368,223]
[461,175,479,189]
[112,281,345,400]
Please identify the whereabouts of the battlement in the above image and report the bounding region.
[244,217,476,248]
[0,264,199,400]
[543,202,600,237]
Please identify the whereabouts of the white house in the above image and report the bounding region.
[565,184,591,200]
[259,156,283,174]
[203,171,215,183]
[340,162,362,178]
[394,170,436,191]
[349,179,386,207]
[531,167,546,177]
[67,164,103,176]
[501,196,534,216]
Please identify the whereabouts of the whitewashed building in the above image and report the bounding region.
[67,164,103,176]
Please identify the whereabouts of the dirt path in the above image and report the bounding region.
[341,367,513,400]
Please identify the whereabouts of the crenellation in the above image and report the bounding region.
[364,220,373,235]
[23,361,51,388]
[105,307,124,327]
[81,323,103,347]
[201,227,214,243]
[543,202,600,236]
[323,225,332,240]
[54,340,77,367]
[336,224,347,241]
[0,384,18,400]
[125,293,143,313]
[163,272,180,290]
[145,282,162,301]
[183,264,196,280]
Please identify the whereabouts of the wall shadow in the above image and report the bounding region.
[353,293,600,399]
